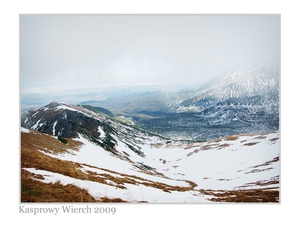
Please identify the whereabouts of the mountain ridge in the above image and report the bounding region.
[173,64,279,112]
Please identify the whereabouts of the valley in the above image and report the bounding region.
[21,101,279,203]
[20,64,280,203]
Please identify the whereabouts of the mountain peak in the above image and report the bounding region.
[46,101,69,108]
[196,64,279,101]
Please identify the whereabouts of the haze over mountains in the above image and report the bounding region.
[21,64,279,141]
[132,64,279,140]
[20,14,280,203]
[20,63,280,202]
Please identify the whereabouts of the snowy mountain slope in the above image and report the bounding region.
[202,64,278,99]
[21,102,279,202]
[176,64,279,111]
[133,64,279,140]
[159,131,279,190]
[21,127,210,203]
[21,127,279,202]
[21,101,163,163]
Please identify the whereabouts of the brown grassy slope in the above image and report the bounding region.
[209,189,279,202]
[21,169,100,202]
[21,131,88,179]
[21,128,279,203]
[21,129,197,202]
[21,129,127,202]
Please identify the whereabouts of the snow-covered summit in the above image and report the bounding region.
[181,64,279,104]
[174,65,279,112]
[205,64,279,99]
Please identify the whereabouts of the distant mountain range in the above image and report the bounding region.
[116,64,279,140]
[173,64,279,111]
[21,64,279,141]
[91,64,279,113]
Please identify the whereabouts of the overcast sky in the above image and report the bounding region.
[20,15,280,93]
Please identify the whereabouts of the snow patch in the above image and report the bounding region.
[21,127,31,133]
[97,126,106,139]
[52,121,58,135]
[23,168,211,203]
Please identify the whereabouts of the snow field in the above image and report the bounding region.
[24,168,211,203]
[21,127,279,202]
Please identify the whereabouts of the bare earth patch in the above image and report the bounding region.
[209,189,279,202]
[244,142,259,146]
